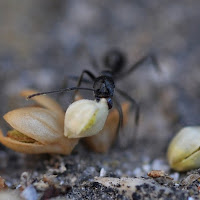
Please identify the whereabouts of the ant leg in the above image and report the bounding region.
[112,97,124,147]
[48,75,92,100]
[27,87,95,99]
[114,53,160,80]
[57,76,69,98]
[113,97,123,133]
[73,70,96,100]
[115,88,140,142]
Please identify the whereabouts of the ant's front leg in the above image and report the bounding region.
[114,53,160,80]
[73,70,96,100]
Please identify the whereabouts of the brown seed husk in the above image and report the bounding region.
[83,102,130,153]
[3,107,64,144]
[0,129,78,155]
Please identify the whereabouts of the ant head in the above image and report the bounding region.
[103,49,126,73]
[93,76,114,109]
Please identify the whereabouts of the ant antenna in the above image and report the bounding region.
[27,87,95,99]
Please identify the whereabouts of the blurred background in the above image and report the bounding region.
[0,0,200,158]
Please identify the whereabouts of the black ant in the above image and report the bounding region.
[27,49,159,139]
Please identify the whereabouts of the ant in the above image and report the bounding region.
[27,49,159,139]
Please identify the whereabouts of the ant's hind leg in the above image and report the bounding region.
[115,53,160,80]
[116,88,140,143]
[73,70,96,100]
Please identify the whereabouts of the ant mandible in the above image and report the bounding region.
[27,49,159,137]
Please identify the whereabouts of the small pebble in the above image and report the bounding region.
[170,172,180,182]
[20,172,30,187]
[59,163,67,173]
[115,169,122,177]
[100,168,107,177]
[21,185,38,200]
[151,159,170,171]
[188,197,194,200]
[147,170,165,178]
[133,167,143,177]
[83,166,96,176]
[142,164,151,173]
[142,156,150,164]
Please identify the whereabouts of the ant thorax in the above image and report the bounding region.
[100,70,113,77]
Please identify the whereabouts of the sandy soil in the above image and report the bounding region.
[0,1,200,199]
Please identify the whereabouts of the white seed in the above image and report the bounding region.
[64,99,108,138]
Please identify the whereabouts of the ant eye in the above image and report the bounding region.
[103,50,126,73]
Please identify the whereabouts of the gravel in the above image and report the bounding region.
[0,1,200,199]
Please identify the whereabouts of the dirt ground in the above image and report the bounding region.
[0,1,200,199]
